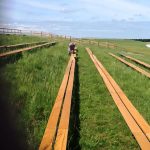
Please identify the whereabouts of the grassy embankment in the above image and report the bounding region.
[71,43,140,150]
[0,34,50,45]
[99,39,150,64]
[91,40,150,123]
[0,35,150,149]
[0,35,69,149]
[75,40,149,149]
[75,41,150,149]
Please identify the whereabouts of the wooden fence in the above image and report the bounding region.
[0,27,72,41]
[0,27,128,51]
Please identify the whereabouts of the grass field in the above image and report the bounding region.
[0,34,51,46]
[73,45,139,150]
[0,35,150,149]
[98,39,150,64]
[0,35,69,149]
[87,42,150,124]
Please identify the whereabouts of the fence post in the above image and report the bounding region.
[41,32,42,37]
[70,36,71,41]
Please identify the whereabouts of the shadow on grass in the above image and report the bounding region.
[68,56,81,150]
[0,44,56,67]
[0,53,22,67]
[0,71,27,150]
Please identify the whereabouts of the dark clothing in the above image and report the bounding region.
[69,43,75,50]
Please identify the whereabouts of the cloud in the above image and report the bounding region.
[1,0,150,39]
[80,0,150,21]
[14,0,61,11]
[60,7,82,13]
[1,0,150,23]
[13,0,80,14]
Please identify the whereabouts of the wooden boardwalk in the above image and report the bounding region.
[86,48,150,150]
[39,54,76,150]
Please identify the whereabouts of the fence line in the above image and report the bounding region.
[0,27,72,41]
[0,27,132,51]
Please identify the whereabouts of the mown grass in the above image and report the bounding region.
[0,35,69,149]
[0,34,54,55]
[118,53,150,73]
[0,34,149,149]
[87,43,150,125]
[98,39,150,64]
[75,45,139,149]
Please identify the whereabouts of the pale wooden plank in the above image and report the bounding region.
[54,57,75,150]
[39,56,73,150]
[109,53,150,78]
[86,48,150,149]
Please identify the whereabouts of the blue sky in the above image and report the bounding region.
[0,0,150,38]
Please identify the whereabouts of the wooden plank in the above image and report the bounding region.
[0,41,46,51]
[93,54,150,141]
[6,41,46,48]
[86,48,150,149]
[109,53,150,78]
[120,54,150,69]
[54,57,75,150]
[39,56,73,150]
[0,42,55,57]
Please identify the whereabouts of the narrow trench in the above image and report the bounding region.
[68,56,81,150]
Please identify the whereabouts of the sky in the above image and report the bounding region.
[0,0,150,38]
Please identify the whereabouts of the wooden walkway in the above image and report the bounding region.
[86,48,150,150]
[120,54,150,69]
[109,53,150,78]
[39,54,76,150]
[0,42,56,57]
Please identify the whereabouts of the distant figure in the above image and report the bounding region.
[68,42,76,55]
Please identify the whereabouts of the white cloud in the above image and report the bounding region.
[80,0,150,21]
[17,0,62,11]
[1,0,150,25]
[13,0,76,13]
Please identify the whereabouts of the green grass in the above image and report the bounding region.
[75,45,139,150]
[0,35,69,149]
[0,35,150,149]
[99,39,150,64]
[0,34,51,46]
[87,43,150,124]
[118,53,150,73]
